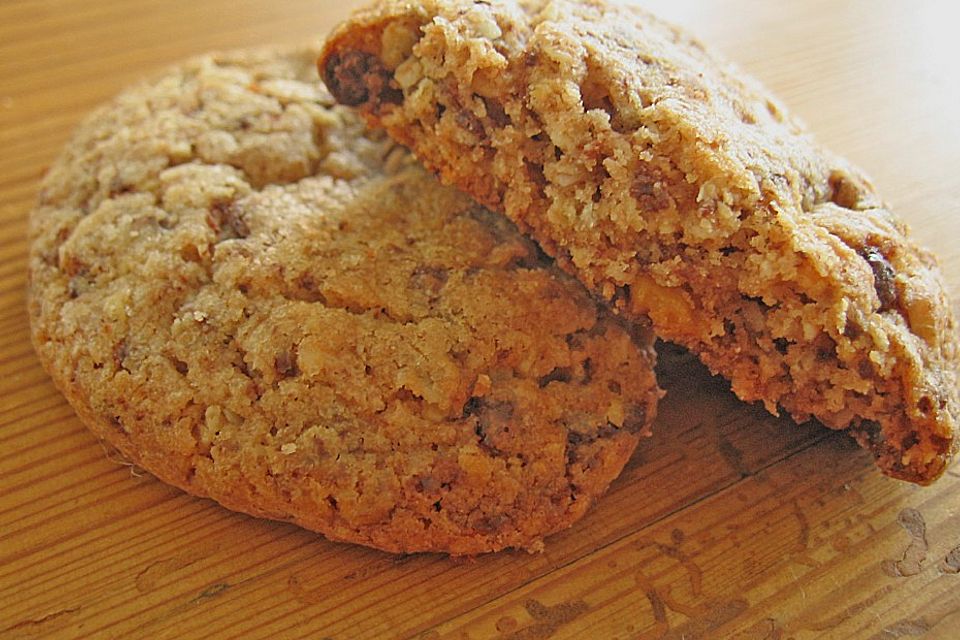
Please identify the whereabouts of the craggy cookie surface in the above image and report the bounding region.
[321,0,959,484]
[28,48,661,554]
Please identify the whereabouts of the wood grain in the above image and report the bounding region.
[1,1,959,638]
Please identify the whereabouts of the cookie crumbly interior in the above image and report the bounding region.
[320,0,959,483]
[28,47,661,554]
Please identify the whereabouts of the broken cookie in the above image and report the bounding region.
[321,0,959,484]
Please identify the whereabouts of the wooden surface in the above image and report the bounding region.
[2,0,959,637]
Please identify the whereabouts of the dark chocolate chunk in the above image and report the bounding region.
[860,246,899,313]
[323,51,402,112]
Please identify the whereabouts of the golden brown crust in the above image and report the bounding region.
[320,0,959,484]
[28,47,661,554]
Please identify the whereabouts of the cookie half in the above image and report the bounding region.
[28,48,661,554]
[320,0,959,484]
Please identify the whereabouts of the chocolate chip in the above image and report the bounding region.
[537,367,572,388]
[207,201,249,241]
[901,433,920,450]
[859,246,899,312]
[814,333,837,362]
[723,319,737,336]
[324,52,370,106]
[323,51,402,112]
[843,320,863,340]
[525,160,547,191]
[455,109,485,136]
[473,401,514,456]
[862,420,884,446]
[289,273,327,304]
[622,405,648,434]
[274,350,299,379]
[484,98,510,127]
[567,431,586,447]
[462,396,482,418]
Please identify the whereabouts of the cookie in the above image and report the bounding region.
[320,0,959,484]
[27,47,662,554]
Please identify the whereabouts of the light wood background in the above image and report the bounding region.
[2,0,959,638]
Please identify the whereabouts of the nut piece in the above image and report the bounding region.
[628,275,700,338]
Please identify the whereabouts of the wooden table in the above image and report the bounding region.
[2,1,959,638]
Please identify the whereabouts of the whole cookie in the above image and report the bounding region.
[320,0,959,484]
[28,48,661,554]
